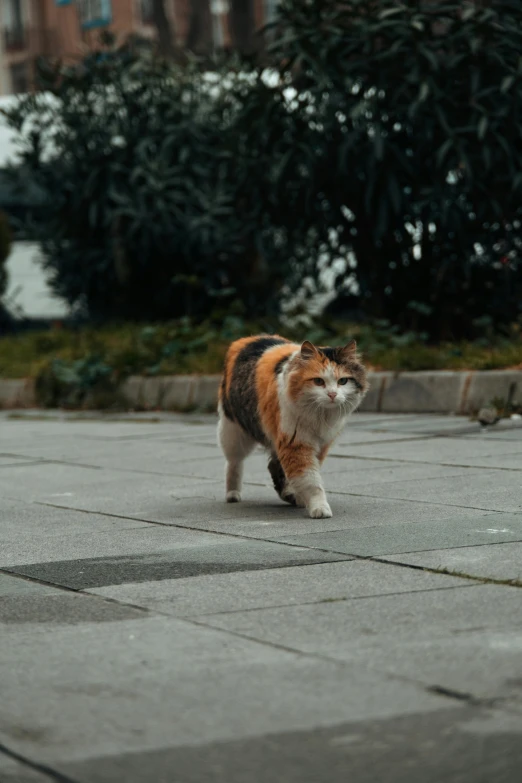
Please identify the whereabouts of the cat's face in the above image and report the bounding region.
[288,340,368,412]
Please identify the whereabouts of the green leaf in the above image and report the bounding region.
[378,6,406,19]
[500,75,515,93]
[418,82,430,102]
[436,139,453,168]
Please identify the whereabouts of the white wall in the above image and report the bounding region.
[0,94,69,319]
[4,241,70,319]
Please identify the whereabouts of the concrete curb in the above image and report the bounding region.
[0,378,37,409]
[1,370,521,413]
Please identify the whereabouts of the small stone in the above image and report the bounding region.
[477,407,499,426]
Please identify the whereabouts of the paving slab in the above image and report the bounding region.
[461,428,522,441]
[90,559,466,617]
[323,463,487,490]
[335,470,522,513]
[0,464,223,518]
[5,540,349,589]
[0,588,148,626]
[272,512,522,557]
[202,585,522,703]
[1,411,522,783]
[179,495,497,538]
[59,707,522,783]
[385,541,522,583]
[0,616,454,766]
[0,512,229,566]
[331,436,522,464]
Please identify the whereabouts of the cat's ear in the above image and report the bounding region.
[339,339,357,359]
[300,340,318,360]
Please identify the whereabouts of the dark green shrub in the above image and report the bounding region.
[2,43,294,321]
[261,0,522,339]
[5,3,522,340]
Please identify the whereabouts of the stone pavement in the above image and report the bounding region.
[1,411,521,783]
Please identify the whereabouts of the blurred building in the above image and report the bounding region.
[0,1,277,95]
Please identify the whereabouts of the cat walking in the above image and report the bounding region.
[218,335,368,518]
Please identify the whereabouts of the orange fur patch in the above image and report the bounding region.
[255,342,297,441]
[277,441,316,479]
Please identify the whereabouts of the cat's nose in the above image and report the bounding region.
[327,391,337,400]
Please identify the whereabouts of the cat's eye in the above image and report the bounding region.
[313,378,325,386]
[338,377,350,386]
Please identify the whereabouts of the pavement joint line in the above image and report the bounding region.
[0,453,225,478]
[0,461,53,470]
[184,615,377,666]
[329,453,522,472]
[425,685,502,708]
[324,470,492,487]
[340,435,443,446]
[0,741,80,783]
[184,583,478,618]
[369,556,522,588]
[362,537,522,557]
[318,489,521,515]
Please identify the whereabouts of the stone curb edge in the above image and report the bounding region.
[1,371,521,414]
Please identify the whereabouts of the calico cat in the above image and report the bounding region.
[218,335,369,519]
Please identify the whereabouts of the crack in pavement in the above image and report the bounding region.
[0,741,81,783]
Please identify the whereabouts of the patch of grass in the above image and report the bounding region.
[0,320,234,380]
[369,342,522,372]
[1,319,521,379]
[422,566,522,589]
[0,317,521,408]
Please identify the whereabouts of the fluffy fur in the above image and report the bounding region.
[218,335,369,518]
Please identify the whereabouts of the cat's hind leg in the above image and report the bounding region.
[218,409,256,502]
[268,454,296,505]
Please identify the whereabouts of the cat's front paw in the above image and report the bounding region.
[308,501,332,519]
[226,491,241,503]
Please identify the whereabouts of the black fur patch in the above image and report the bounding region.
[274,355,290,375]
[268,454,296,505]
[220,374,236,422]
[319,346,343,363]
[319,347,365,390]
[268,454,286,496]
[226,337,287,445]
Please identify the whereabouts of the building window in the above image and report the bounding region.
[140,0,154,25]
[3,0,25,51]
[78,0,113,30]
[264,0,278,23]
[211,0,229,49]
[10,62,29,94]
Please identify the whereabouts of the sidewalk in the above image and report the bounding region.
[1,411,521,782]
